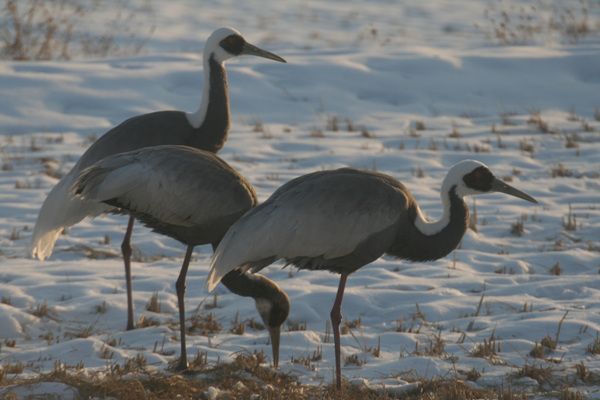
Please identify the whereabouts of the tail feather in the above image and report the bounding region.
[206,206,280,292]
[206,226,242,291]
[30,173,110,260]
[30,228,63,261]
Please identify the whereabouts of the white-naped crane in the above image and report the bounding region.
[205,160,538,390]
[30,27,286,330]
[71,145,290,371]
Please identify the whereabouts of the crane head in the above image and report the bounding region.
[206,27,286,64]
[446,160,538,204]
[254,288,290,370]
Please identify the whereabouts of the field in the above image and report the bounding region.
[1,0,599,398]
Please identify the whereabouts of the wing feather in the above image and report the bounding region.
[73,145,255,228]
[207,168,409,291]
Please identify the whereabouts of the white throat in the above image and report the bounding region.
[413,163,472,236]
[413,191,453,236]
[186,55,213,129]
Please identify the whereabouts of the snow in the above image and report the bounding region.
[1,0,600,397]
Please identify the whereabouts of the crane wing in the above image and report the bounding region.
[72,145,255,228]
[207,168,410,291]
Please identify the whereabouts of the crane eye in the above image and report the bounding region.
[220,35,244,54]
[227,35,242,46]
[463,166,493,191]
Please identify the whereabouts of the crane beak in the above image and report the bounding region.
[267,325,281,370]
[242,42,287,63]
[491,178,538,204]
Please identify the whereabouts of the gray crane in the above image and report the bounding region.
[71,145,290,371]
[30,27,286,330]
[206,160,538,390]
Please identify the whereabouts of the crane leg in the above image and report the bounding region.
[330,272,348,391]
[121,216,136,331]
[174,245,194,371]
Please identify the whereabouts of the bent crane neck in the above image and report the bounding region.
[220,269,280,300]
[390,185,469,262]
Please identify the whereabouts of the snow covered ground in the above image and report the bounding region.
[1,0,600,397]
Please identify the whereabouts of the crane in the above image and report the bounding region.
[31,27,286,330]
[206,160,537,389]
[71,145,290,371]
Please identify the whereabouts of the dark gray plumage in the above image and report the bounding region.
[206,160,538,389]
[72,145,290,371]
[30,27,286,330]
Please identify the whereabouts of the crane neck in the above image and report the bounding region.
[220,269,290,328]
[186,54,231,152]
[389,185,469,262]
[220,269,282,301]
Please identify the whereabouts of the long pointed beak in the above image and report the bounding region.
[267,325,281,369]
[491,178,538,204]
[242,42,287,63]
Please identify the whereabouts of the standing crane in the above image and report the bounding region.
[71,145,290,371]
[206,160,538,389]
[30,27,286,330]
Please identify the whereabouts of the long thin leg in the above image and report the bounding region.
[121,216,136,331]
[330,272,348,391]
[175,245,194,371]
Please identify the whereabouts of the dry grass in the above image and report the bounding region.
[587,332,600,355]
[395,316,422,334]
[471,335,501,360]
[449,121,461,138]
[513,362,554,385]
[565,133,580,149]
[145,291,161,313]
[69,244,121,259]
[403,378,498,399]
[138,315,161,328]
[290,346,322,370]
[31,300,49,318]
[0,356,509,400]
[0,0,154,61]
[479,0,600,45]
[529,336,557,360]
[309,127,324,138]
[326,114,340,131]
[510,213,527,236]
[563,203,578,231]
[550,261,562,276]
[414,120,426,131]
[413,166,425,178]
[341,316,361,334]
[552,163,573,178]
[187,311,221,336]
[360,125,375,138]
[230,312,246,335]
[65,324,95,339]
[287,320,307,332]
[519,138,535,153]
[15,179,41,189]
[252,118,265,133]
[414,330,446,358]
[428,138,439,151]
[9,226,19,240]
